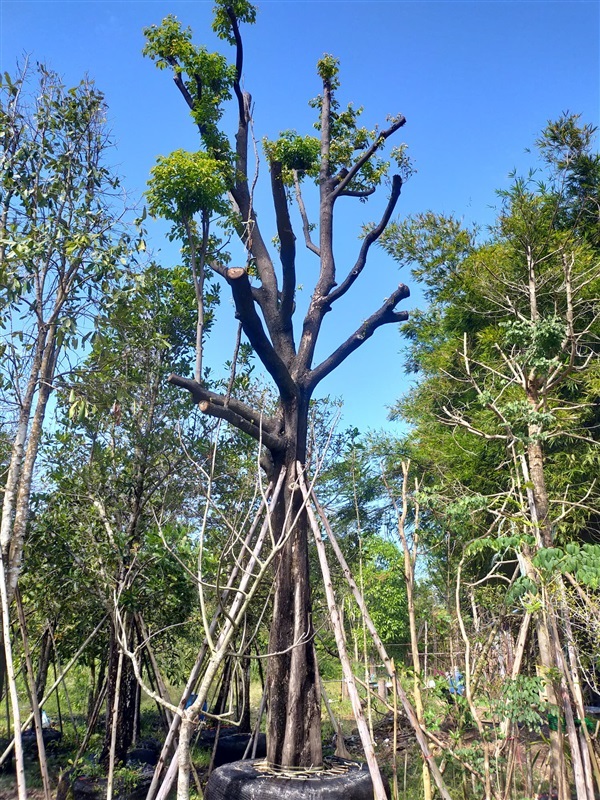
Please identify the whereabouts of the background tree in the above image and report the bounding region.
[31,261,215,765]
[382,115,600,799]
[0,63,131,792]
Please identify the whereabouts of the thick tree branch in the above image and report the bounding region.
[228,100,280,318]
[218,13,281,317]
[296,75,336,373]
[226,268,296,401]
[221,16,279,314]
[337,187,376,199]
[225,6,245,122]
[331,116,406,199]
[270,161,296,331]
[167,374,284,452]
[198,399,284,452]
[208,259,228,280]
[167,374,276,430]
[328,174,403,305]
[438,408,510,442]
[307,283,410,390]
[315,71,336,292]
[163,56,195,111]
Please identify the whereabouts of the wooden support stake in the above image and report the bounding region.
[15,589,51,800]
[299,465,387,800]
[303,477,454,800]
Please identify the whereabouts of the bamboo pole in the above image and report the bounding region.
[146,478,280,800]
[0,614,107,767]
[303,474,388,800]
[146,470,290,800]
[15,588,51,800]
[392,658,399,800]
[0,552,26,800]
[389,464,431,800]
[242,689,267,759]
[136,614,173,727]
[320,678,351,759]
[456,559,492,800]
[106,637,125,800]
[303,477,453,800]
[49,627,78,744]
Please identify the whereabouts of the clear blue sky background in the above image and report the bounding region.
[2,1,599,434]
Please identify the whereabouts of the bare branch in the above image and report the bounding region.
[199,399,284,453]
[328,175,403,305]
[225,6,245,122]
[331,116,406,199]
[270,161,297,329]
[163,56,195,112]
[226,267,296,401]
[308,283,410,390]
[439,407,509,441]
[167,373,284,451]
[337,187,377,199]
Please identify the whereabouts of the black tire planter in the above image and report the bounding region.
[213,733,267,767]
[205,758,388,800]
[197,726,238,749]
[69,772,152,800]
[0,739,13,773]
[57,766,153,800]
[126,741,161,767]
[22,727,62,754]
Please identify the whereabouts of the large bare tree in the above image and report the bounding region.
[144,1,411,768]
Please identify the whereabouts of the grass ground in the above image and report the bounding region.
[0,675,562,799]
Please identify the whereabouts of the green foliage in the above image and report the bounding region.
[377,116,600,630]
[500,317,567,372]
[308,59,403,193]
[492,676,547,729]
[506,576,540,607]
[380,212,477,301]
[386,117,599,517]
[0,63,131,350]
[21,263,210,670]
[533,543,600,588]
[146,149,229,222]
[143,15,236,156]
[263,131,320,181]
[316,54,340,85]
[212,0,257,43]
[360,536,408,644]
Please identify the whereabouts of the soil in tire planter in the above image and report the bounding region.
[205,758,389,800]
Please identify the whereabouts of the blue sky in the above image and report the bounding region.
[2,0,599,434]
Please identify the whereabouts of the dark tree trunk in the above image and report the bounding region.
[35,625,53,705]
[214,659,233,716]
[100,623,138,766]
[265,399,322,768]
[238,656,252,734]
[87,656,107,728]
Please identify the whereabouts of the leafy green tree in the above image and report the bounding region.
[0,64,131,784]
[143,1,412,768]
[28,258,272,767]
[146,149,228,383]
[26,263,203,763]
[382,116,600,799]
[360,537,408,649]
